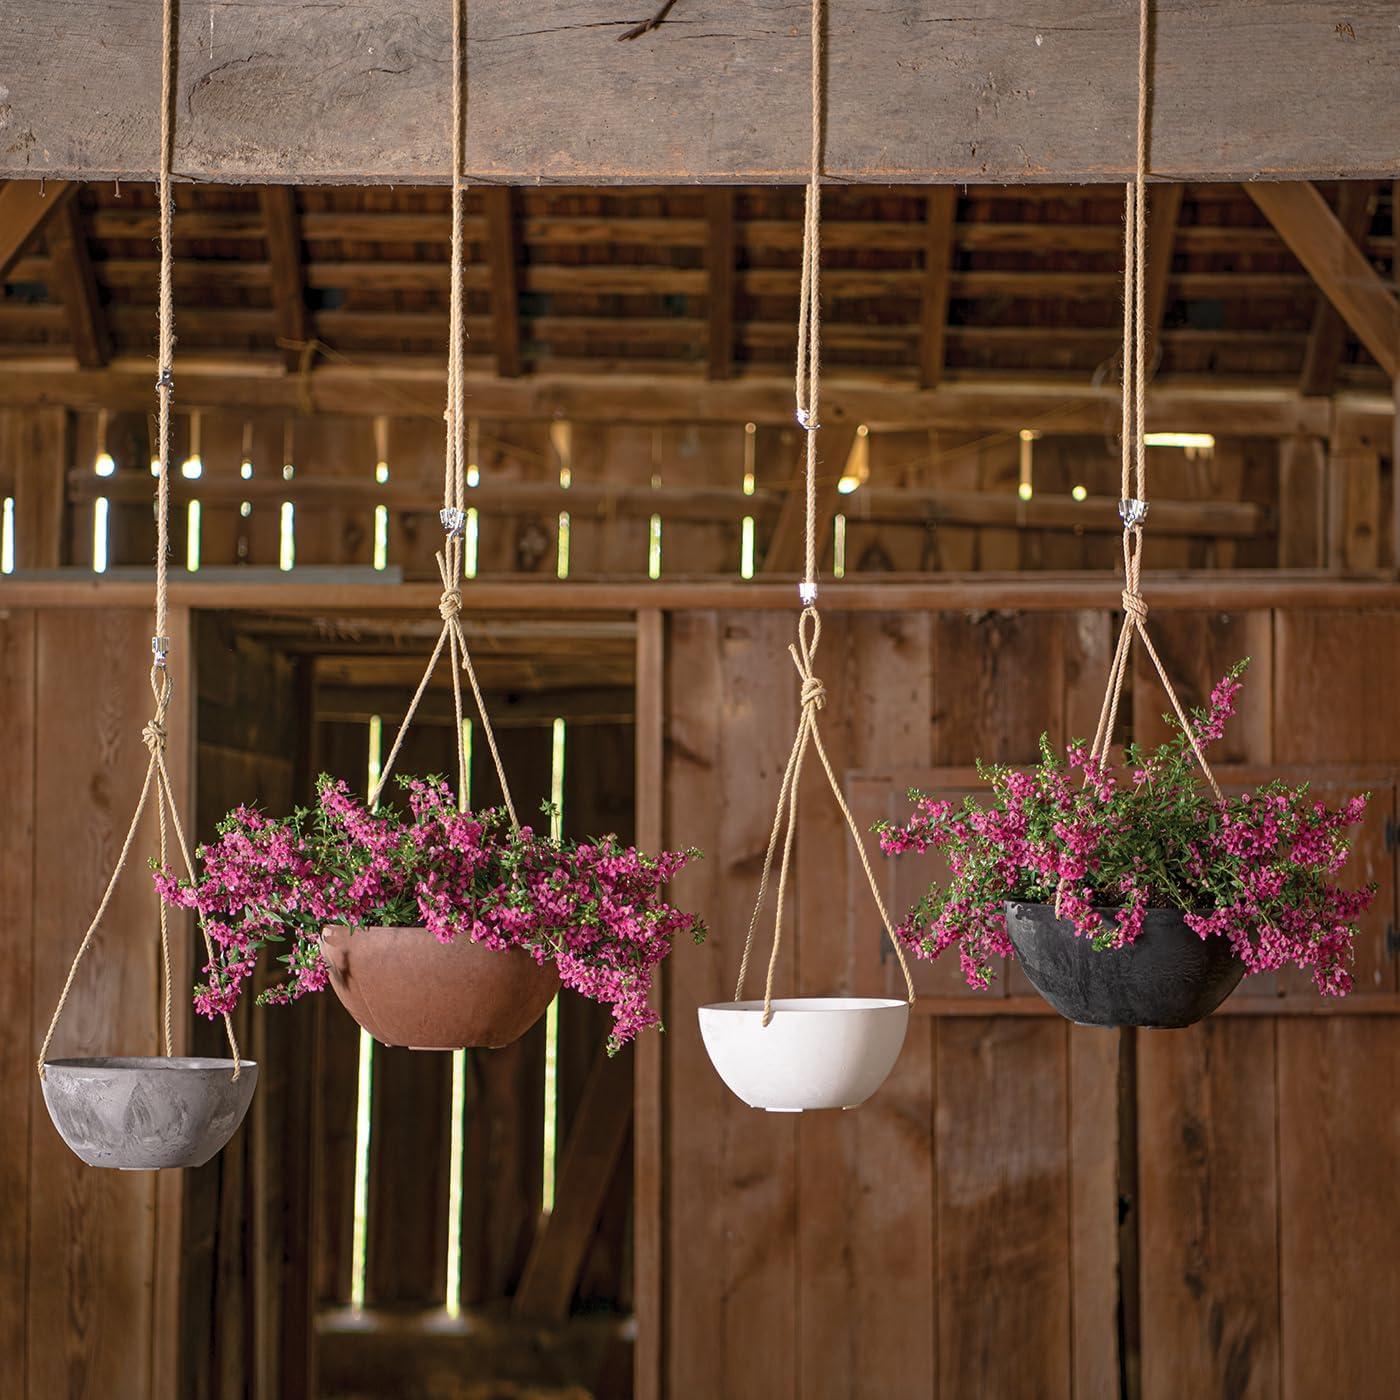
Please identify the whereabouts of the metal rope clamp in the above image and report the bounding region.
[151,634,171,668]
[439,506,466,539]
[1118,498,1150,528]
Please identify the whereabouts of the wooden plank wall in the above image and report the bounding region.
[659,605,1400,1400]
[0,606,196,1400]
[51,408,1301,580]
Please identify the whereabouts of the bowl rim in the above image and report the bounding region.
[699,997,908,1015]
[42,1056,258,1075]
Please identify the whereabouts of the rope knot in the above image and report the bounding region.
[142,718,167,753]
[1121,589,1148,623]
[439,588,462,623]
[800,673,826,710]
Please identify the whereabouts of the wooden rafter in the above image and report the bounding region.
[1298,182,1376,395]
[43,194,109,368]
[1144,183,1184,367]
[1246,181,1399,380]
[0,179,74,281]
[919,188,957,389]
[704,188,735,380]
[762,425,858,575]
[482,186,522,378]
[6,6,1400,183]
[513,1046,633,1323]
[259,186,311,372]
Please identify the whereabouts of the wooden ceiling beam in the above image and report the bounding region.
[0,179,75,280]
[482,186,522,378]
[919,188,957,389]
[1246,181,1399,379]
[0,358,1337,437]
[43,194,110,367]
[704,188,735,380]
[1298,182,1376,395]
[259,187,311,372]
[6,6,1400,183]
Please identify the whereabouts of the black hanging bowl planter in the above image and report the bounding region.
[1004,901,1245,1029]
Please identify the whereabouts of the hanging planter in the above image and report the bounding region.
[699,998,909,1112]
[699,9,916,1110]
[1003,903,1244,1029]
[321,924,560,1050]
[879,662,1375,1026]
[36,0,252,1170]
[160,776,705,1054]
[41,1057,258,1170]
[878,11,1374,1032]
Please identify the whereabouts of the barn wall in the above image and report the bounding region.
[0,606,195,1400]
[658,606,1400,1400]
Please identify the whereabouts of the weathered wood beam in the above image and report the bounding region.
[1299,182,1376,395]
[259,187,311,372]
[513,1046,634,1323]
[919,188,957,389]
[42,194,110,368]
[11,574,1400,616]
[762,426,857,575]
[482,186,522,378]
[0,359,1337,437]
[1145,183,1184,366]
[0,179,74,280]
[1246,181,1399,379]
[704,189,735,380]
[5,6,1400,184]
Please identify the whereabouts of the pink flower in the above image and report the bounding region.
[878,661,1372,996]
[157,772,706,1052]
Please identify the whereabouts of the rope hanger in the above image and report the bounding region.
[367,0,516,822]
[733,0,916,1026]
[38,0,241,1079]
[1075,0,1223,805]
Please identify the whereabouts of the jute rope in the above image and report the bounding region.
[734,0,915,1026]
[39,0,242,1079]
[367,0,517,827]
[1055,0,1221,917]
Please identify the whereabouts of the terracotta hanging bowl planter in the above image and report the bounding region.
[1005,901,1246,1029]
[698,997,909,1112]
[321,924,560,1050]
[40,1056,258,1170]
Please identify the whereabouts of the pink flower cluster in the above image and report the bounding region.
[878,660,1373,996]
[157,775,706,1051]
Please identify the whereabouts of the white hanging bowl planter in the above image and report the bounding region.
[698,997,909,1112]
[40,1056,258,1170]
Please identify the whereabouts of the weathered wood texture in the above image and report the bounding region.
[37,404,1299,585]
[0,608,195,1400]
[5,5,1400,183]
[658,604,1400,1399]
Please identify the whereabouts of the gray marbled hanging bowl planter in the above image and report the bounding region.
[40,1056,258,1170]
[1005,901,1245,1029]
